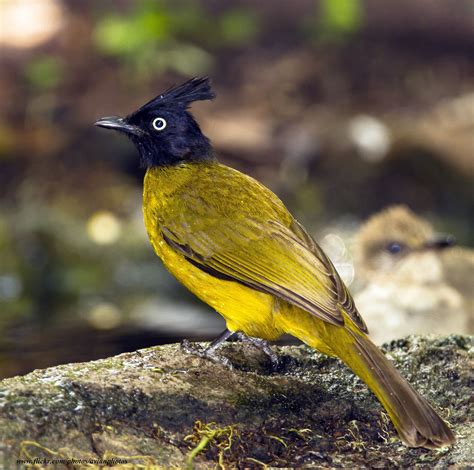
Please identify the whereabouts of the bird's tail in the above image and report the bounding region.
[324,322,455,449]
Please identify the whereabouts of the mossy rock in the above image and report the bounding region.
[0,335,472,468]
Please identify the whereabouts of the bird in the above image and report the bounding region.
[354,205,472,344]
[95,77,455,449]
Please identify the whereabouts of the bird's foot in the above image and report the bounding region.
[181,329,279,371]
[181,329,234,369]
[181,340,233,369]
[234,332,279,369]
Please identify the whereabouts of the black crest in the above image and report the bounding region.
[132,77,215,116]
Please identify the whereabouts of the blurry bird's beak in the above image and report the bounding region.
[424,234,456,250]
[94,116,142,136]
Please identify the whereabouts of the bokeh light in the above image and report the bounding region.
[86,211,122,245]
[0,0,64,49]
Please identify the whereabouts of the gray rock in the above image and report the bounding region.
[0,335,472,468]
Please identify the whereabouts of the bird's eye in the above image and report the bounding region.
[385,242,404,255]
[152,117,167,131]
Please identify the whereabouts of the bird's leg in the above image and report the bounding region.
[234,332,279,369]
[181,329,235,368]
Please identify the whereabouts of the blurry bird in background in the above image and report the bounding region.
[354,205,472,344]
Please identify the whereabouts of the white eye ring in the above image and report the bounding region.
[152,117,167,131]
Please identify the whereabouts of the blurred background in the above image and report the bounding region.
[0,0,473,378]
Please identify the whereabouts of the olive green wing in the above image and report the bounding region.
[159,198,349,328]
[156,163,367,332]
[162,220,345,326]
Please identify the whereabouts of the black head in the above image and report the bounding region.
[95,77,216,167]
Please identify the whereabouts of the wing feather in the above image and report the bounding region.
[157,164,367,332]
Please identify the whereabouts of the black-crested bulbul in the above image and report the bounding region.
[95,78,455,449]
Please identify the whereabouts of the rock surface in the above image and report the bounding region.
[0,335,472,468]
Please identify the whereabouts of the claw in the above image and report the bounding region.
[235,332,279,370]
[181,338,233,369]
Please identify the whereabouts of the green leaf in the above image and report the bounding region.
[25,56,63,90]
[319,0,363,36]
[219,9,259,46]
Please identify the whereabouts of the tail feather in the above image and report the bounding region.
[330,327,455,448]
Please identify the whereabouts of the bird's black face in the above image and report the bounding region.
[124,107,213,167]
[95,77,215,168]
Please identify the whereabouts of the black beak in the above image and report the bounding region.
[424,233,456,250]
[94,116,142,136]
